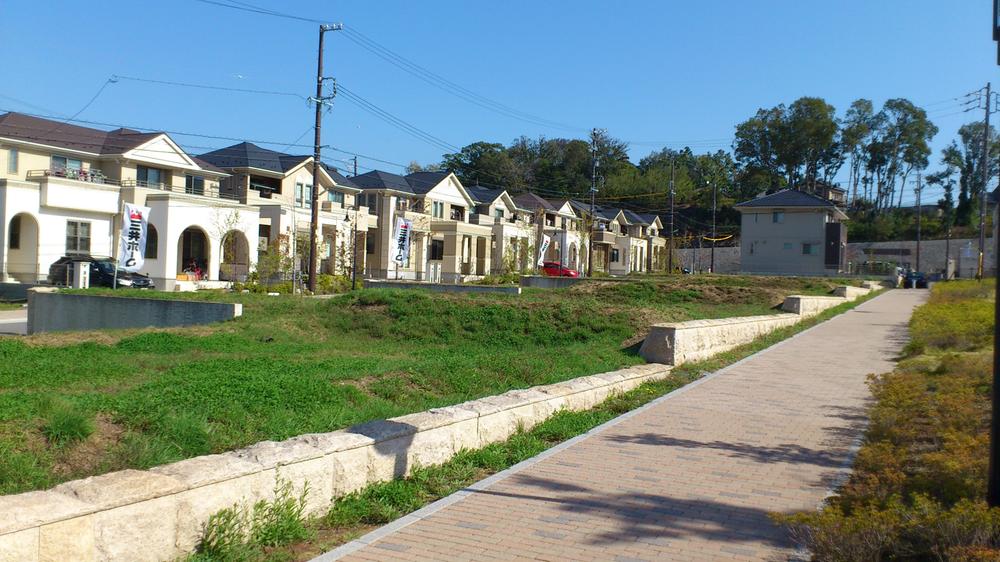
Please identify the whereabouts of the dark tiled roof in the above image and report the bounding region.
[596,207,622,221]
[621,209,647,224]
[639,213,661,225]
[191,157,226,174]
[197,142,310,174]
[352,170,414,193]
[0,112,162,155]
[735,189,839,208]
[466,185,505,204]
[404,171,449,195]
[322,164,361,190]
[513,192,556,212]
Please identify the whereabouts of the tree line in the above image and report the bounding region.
[408,95,996,240]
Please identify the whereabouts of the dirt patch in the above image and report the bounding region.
[22,323,228,348]
[51,414,124,478]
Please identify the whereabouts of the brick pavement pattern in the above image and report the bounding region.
[328,290,926,562]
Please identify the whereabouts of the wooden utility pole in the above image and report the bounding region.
[587,128,599,277]
[668,158,675,274]
[915,172,922,274]
[979,82,992,281]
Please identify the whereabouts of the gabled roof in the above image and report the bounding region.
[197,142,310,174]
[735,189,840,209]
[352,169,414,193]
[404,171,450,195]
[513,192,556,212]
[639,214,663,228]
[466,185,506,205]
[321,163,361,191]
[621,209,647,225]
[0,112,164,155]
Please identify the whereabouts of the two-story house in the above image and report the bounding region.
[512,193,585,273]
[197,142,368,279]
[0,112,260,290]
[354,170,493,283]
[735,189,848,275]
[466,185,533,274]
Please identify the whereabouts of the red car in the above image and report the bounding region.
[540,262,580,277]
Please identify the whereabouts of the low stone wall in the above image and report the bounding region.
[640,286,875,365]
[0,282,41,302]
[26,289,242,335]
[519,275,585,289]
[365,280,521,295]
[0,364,670,562]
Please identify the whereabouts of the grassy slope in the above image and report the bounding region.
[0,275,851,495]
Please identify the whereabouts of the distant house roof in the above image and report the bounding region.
[0,112,165,155]
[466,185,506,205]
[513,192,556,212]
[198,142,310,174]
[621,209,648,225]
[404,171,450,195]
[735,189,841,209]
[352,169,415,193]
[320,163,361,190]
[639,213,661,226]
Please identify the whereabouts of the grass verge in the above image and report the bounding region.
[775,281,1000,561]
[189,288,885,562]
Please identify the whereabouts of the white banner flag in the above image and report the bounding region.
[393,216,413,264]
[537,234,551,266]
[119,203,150,272]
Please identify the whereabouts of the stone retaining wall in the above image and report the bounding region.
[639,286,876,365]
[0,364,670,562]
[26,289,242,335]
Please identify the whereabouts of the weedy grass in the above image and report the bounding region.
[0,275,854,494]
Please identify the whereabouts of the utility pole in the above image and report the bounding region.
[710,180,717,274]
[979,82,992,281]
[668,158,675,274]
[587,128,600,277]
[352,155,358,177]
[915,172,922,274]
[307,23,342,293]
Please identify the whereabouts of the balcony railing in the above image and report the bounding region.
[26,169,240,201]
[26,168,118,185]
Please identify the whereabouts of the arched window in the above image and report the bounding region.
[145,224,158,259]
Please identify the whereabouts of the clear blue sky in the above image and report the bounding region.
[1,0,996,204]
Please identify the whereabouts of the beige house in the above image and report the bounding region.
[466,185,534,273]
[513,193,585,274]
[197,143,369,279]
[735,189,848,275]
[355,170,493,283]
[0,112,260,290]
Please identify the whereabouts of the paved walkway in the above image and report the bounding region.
[0,308,26,335]
[320,290,927,562]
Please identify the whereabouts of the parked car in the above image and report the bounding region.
[540,262,580,277]
[47,256,154,289]
[903,270,927,289]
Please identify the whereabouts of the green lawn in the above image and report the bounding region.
[0,302,23,311]
[0,275,854,495]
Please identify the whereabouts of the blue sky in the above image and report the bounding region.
[0,0,996,204]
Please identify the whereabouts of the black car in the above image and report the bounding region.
[47,256,154,289]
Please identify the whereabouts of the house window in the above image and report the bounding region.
[545,214,555,227]
[432,201,445,218]
[66,220,91,254]
[145,224,159,258]
[450,206,464,221]
[295,183,313,208]
[749,242,754,255]
[494,208,504,219]
[137,165,166,187]
[772,211,784,223]
[185,175,205,195]
[8,215,20,249]
[429,239,444,260]
[396,198,409,212]
[783,242,793,250]
[611,248,620,262]
[802,243,815,255]
[7,148,17,174]
[52,155,82,175]
[328,190,345,208]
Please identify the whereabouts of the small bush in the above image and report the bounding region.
[41,399,93,446]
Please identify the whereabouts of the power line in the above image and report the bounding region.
[112,74,307,99]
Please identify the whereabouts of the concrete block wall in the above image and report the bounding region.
[364,280,521,295]
[639,286,875,365]
[0,364,671,562]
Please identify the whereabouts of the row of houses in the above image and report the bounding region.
[0,112,670,289]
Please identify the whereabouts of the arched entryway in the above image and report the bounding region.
[178,226,210,280]
[568,243,578,270]
[7,213,39,282]
[220,230,250,281]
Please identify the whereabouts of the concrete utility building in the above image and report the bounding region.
[735,189,848,275]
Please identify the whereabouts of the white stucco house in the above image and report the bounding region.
[0,112,260,290]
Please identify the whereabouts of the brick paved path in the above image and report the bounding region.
[320,290,926,562]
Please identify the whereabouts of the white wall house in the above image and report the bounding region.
[0,112,260,290]
[735,189,848,275]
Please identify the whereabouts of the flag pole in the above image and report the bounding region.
[113,201,122,289]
